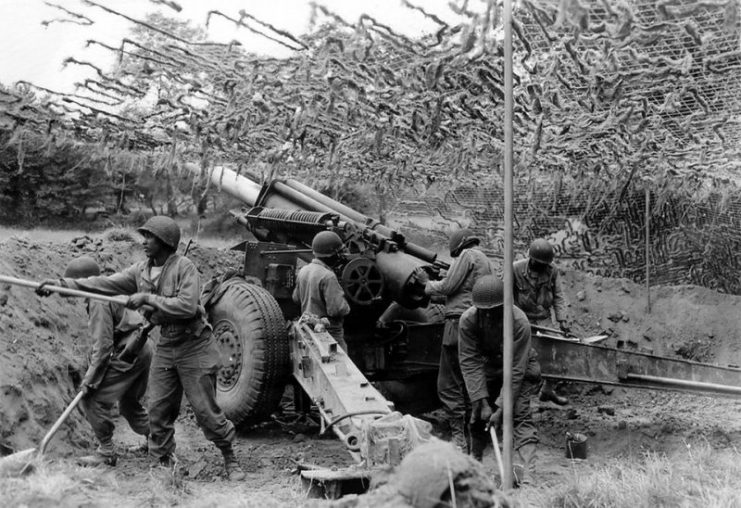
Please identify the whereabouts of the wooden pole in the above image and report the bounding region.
[645,186,651,313]
[0,275,128,305]
[502,0,515,490]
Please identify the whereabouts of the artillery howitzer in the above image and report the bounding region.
[200,166,741,484]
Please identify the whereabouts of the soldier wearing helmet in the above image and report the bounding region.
[37,216,245,481]
[513,238,569,405]
[417,228,493,453]
[292,230,351,350]
[53,256,153,467]
[458,275,538,485]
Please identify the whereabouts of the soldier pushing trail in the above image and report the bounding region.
[38,216,245,481]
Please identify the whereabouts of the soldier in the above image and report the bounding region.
[513,239,569,405]
[459,275,538,485]
[60,256,152,467]
[420,229,492,452]
[38,216,245,481]
[292,230,351,351]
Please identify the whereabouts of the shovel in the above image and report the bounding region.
[0,390,85,476]
[489,427,506,485]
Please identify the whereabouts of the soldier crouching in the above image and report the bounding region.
[459,275,538,486]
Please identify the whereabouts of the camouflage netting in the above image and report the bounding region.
[0,0,740,291]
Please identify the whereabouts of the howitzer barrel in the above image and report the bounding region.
[277,180,439,264]
[205,165,439,264]
[208,166,261,206]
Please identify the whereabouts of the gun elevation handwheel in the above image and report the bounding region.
[341,257,384,306]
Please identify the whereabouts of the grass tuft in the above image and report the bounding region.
[522,443,741,508]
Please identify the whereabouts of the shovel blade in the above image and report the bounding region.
[0,448,36,477]
[580,335,609,344]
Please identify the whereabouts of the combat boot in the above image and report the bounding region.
[512,443,537,488]
[449,418,469,454]
[78,444,117,467]
[221,446,245,481]
[539,381,568,405]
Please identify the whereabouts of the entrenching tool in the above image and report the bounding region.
[0,390,85,476]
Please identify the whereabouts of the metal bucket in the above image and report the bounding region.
[565,432,588,459]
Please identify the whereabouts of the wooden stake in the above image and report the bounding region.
[645,186,651,313]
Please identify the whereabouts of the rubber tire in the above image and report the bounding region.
[208,279,290,428]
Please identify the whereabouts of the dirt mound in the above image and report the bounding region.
[560,270,741,365]
[0,231,242,456]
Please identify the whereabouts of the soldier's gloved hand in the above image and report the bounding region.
[487,406,503,431]
[471,398,493,425]
[36,278,65,297]
[126,293,151,309]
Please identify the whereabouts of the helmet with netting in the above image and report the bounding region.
[397,441,481,508]
[64,256,100,278]
[137,216,181,250]
[528,238,554,265]
[448,228,480,258]
[472,275,504,309]
[312,231,343,258]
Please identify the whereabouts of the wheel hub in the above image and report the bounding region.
[214,320,243,390]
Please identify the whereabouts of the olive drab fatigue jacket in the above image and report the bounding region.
[458,305,532,408]
[66,254,209,346]
[82,301,143,389]
[512,258,567,323]
[424,246,494,319]
[292,258,351,337]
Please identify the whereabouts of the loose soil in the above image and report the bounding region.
[1,229,740,507]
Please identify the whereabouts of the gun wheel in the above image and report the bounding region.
[208,278,290,428]
[341,257,384,306]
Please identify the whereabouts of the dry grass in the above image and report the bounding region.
[3,444,741,507]
[518,443,741,508]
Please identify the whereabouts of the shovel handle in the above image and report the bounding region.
[0,275,128,306]
[38,390,86,456]
[489,427,506,483]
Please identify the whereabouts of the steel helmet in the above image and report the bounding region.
[472,274,504,309]
[448,228,480,258]
[64,256,100,278]
[529,238,554,265]
[312,231,343,258]
[397,441,488,508]
[137,215,181,250]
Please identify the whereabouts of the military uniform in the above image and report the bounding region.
[66,254,235,461]
[292,258,351,350]
[512,258,566,324]
[81,301,152,461]
[513,257,570,404]
[458,304,538,478]
[424,246,492,451]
